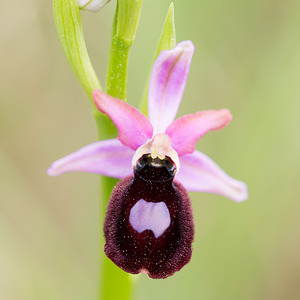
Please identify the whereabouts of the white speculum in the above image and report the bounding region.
[129,199,171,238]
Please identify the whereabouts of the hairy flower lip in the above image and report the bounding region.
[135,172,174,183]
[104,176,194,279]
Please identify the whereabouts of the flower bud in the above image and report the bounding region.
[78,0,110,12]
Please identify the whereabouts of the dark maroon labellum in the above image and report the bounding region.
[104,154,194,279]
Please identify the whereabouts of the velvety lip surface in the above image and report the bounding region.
[104,176,194,279]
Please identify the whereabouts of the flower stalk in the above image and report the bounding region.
[102,0,143,299]
[106,0,143,100]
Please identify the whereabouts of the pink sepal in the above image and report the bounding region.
[47,139,134,178]
[93,90,153,150]
[176,150,248,202]
[166,109,232,156]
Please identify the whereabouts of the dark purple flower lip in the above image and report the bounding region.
[104,155,194,279]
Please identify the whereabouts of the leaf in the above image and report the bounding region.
[53,0,101,105]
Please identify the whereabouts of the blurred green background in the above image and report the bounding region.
[1,0,300,299]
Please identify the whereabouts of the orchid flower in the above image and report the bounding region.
[48,41,248,279]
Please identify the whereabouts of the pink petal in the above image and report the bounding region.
[47,139,134,178]
[166,109,232,156]
[93,90,153,150]
[148,41,194,134]
[176,150,248,202]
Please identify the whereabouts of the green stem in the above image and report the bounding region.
[99,1,143,299]
[106,35,130,100]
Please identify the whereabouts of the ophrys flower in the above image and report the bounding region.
[48,41,248,279]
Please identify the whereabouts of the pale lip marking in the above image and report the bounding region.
[129,199,171,238]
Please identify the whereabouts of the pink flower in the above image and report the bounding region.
[48,41,248,279]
